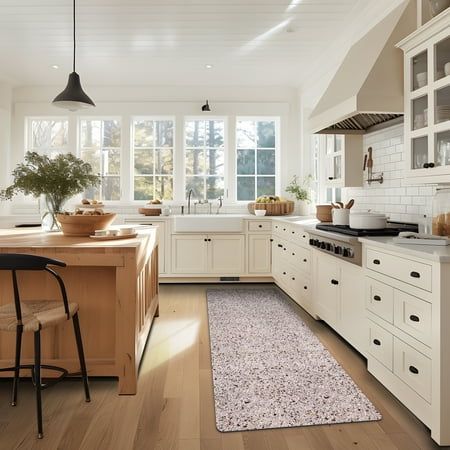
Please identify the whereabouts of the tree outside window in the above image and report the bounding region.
[236,119,277,201]
[79,119,121,201]
[28,119,68,158]
[133,119,174,201]
[185,119,225,200]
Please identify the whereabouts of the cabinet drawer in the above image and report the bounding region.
[393,337,431,403]
[366,248,432,292]
[366,278,394,323]
[287,244,311,274]
[248,221,271,232]
[394,290,432,347]
[368,320,393,370]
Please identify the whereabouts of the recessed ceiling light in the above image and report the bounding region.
[51,65,59,69]
[205,64,213,69]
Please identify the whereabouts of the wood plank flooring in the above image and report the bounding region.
[0,284,446,450]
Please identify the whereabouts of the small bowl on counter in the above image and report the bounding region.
[254,209,267,217]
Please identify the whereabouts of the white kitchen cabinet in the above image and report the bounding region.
[312,250,365,355]
[324,134,363,188]
[209,235,245,274]
[171,234,244,275]
[363,241,450,446]
[248,234,272,274]
[397,9,450,184]
[171,235,208,274]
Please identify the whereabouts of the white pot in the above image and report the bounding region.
[349,212,387,230]
[332,208,350,226]
[297,200,309,216]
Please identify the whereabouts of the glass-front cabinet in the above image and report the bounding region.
[397,9,450,183]
[323,134,363,188]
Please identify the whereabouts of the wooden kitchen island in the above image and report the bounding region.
[0,228,159,395]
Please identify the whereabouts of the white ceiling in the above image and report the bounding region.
[0,0,362,87]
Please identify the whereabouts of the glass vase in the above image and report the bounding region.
[40,195,66,232]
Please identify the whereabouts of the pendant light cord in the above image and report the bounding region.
[73,0,76,72]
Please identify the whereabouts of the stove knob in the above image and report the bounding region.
[343,248,349,257]
[326,243,331,251]
[347,248,354,258]
[334,246,342,255]
[321,242,326,249]
[309,238,314,246]
[315,240,321,247]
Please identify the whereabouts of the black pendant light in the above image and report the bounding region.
[201,100,211,112]
[52,0,95,111]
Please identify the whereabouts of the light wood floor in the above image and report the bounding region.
[0,284,447,450]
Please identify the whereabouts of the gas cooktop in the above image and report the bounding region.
[315,221,418,237]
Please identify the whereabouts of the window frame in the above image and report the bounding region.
[26,116,69,157]
[77,116,123,202]
[235,116,280,203]
[131,115,176,203]
[183,115,228,202]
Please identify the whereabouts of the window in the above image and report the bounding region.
[132,119,174,201]
[185,119,225,200]
[27,118,68,157]
[79,119,121,201]
[236,119,277,201]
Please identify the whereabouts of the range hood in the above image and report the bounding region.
[309,1,416,134]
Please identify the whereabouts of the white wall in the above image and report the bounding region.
[0,83,12,215]
[343,123,435,224]
[6,85,301,217]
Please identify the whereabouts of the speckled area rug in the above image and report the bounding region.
[206,288,381,432]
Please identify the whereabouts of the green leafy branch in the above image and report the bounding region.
[285,175,312,203]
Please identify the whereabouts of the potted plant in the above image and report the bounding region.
[285,175,312,216]
[0,151,100,231]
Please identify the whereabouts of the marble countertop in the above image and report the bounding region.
[359,236,450,263]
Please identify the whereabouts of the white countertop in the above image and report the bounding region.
[359,236,450,263]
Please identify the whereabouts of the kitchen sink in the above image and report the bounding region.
[173,215,244,232]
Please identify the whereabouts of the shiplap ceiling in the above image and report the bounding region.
[0,0,361,87]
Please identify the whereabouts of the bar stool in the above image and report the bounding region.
[0,253,90,439]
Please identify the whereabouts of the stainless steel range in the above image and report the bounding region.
[308,222,418,266]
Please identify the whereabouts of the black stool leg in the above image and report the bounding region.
[72,313,90,402]
[34,330,43,439]
[11,325,23,406]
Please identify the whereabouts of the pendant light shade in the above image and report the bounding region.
[52,72,95,111]
[52,0,95,111]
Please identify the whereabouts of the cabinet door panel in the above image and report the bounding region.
[209,235,245,274]
[248,235,271,274]
[171,235,208,274]
[314,253,340,327]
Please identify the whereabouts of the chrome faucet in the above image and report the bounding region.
[187,189,193,214]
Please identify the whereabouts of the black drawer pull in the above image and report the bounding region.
[292,231,295,234]
[409,365,419,375]
[283,247,286,251]
[258,224,262,228]
[373,295,381,302]
[302,235,306,238]
[409,314,420,322]
[410,271,420,278]
[283,272,286,275]
[292,277,295,281]
[204,238,207,242]
[292,253,295,256]
[283,228,286,231]
[304,286,308,290]
[373,339,381,346]
[303,258,307,263]
[270,238,273,242]
[373,259,380,265]
[328,176,334,180]
[331,279,339,285]
[278,244,283,248]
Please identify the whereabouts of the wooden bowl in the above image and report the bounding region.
[57,213,117,237]
[315,204,332,222]
[138,207,162,216]
[247,201,294,216]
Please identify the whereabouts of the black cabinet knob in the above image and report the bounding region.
[409,365,419,375]
[302,235,306,238]
[410,271,420,278]
[292,277,295,281]
[258,224,262,228]
[423,163,429,168]
[304,286,308,290]
[409,314,420,322]
[204,238,207,242]
[328,177,334,180]
[373,339,381,346]
[429,162,435,168]
[373,259,380,265]
[292,253,295,256]
[303,258,307,263]
[283,271,286,275]
[373,295,381,302]
[278,244,283,248]
[331,279,339,285]
[270,238,273,242]
[208,238,211,242]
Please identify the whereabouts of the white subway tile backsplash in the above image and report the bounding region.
[342,124,435,224]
